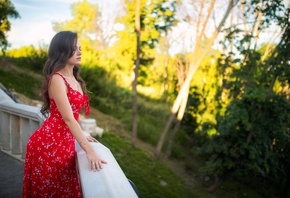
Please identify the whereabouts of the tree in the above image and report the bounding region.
[154,0,238,158]
[53,1,98,42]
[0,0,20,52]
[112,0,177,146]
[111,0,176,80]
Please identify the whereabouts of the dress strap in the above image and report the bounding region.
[54,72,69,87]
[43,72,69,95]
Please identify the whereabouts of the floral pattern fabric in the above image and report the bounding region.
[22,73,89,198]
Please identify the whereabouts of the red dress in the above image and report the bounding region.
[22,73,89,198]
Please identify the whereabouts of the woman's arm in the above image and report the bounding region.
[48,74,106,171]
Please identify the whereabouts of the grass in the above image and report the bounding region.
[100,132,191,198]
[0,69,42,99]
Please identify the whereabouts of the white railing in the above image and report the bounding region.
[0,87,138,198]
[0,88,43,160]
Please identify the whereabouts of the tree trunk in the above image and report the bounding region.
[165,120,180,158]
[166,87,189,157]
[132,0,141,147]
[162,38,170,93]
[253,1,264,50]
[154,112,176,158]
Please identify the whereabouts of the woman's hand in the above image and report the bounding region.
[86,150,107,171]
[83,135,107,171]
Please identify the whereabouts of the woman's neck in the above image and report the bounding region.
[59,67,74,77]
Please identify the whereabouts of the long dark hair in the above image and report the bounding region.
[40,31,87,117]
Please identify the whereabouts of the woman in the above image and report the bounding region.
[22,31,107,197]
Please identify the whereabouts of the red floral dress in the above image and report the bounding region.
[22,73,89,198]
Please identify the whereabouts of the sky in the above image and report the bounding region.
[7,0,121,48]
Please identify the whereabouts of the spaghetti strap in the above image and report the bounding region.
[54,72,69,86]
[43,72,68,94]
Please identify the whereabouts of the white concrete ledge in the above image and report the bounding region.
[76,142,138,198]
[0,88,44,158]
[0,86,16,103]
[0,101,43,123]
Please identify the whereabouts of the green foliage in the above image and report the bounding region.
[6,44,48,72]
[181,51,221,146]
[53,0,98,37]
[199,89,290,197]
[112,0,177,84]
[0,0,20,52]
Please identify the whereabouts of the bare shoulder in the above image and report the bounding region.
[48,74,67,98]
[50,73,64,84]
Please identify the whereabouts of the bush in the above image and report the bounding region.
[198,90,290,197]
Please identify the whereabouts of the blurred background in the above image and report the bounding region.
[1,0,290,197]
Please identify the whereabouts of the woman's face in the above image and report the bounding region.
[67,41,82,66]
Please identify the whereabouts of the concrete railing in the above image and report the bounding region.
[0,86,138,198]
[0,88,43,160]
[75,142,139,198]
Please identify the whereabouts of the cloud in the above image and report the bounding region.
[8,20,55,48]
